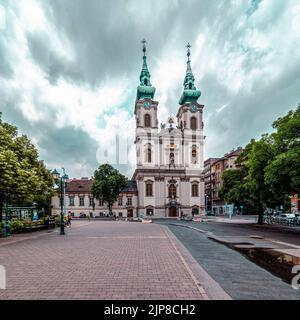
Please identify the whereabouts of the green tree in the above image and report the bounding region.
[91,164,127,216]
[220,137,277,224]
[216,104,300,224]
[0,113,54,221]
[265,104,300,204]
[219,169,245,208]
[243,136,279,224]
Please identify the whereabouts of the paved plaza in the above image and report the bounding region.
[0,221,217,300]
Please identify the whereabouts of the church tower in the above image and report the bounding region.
[134,40,159,168]
[177,43,204,172]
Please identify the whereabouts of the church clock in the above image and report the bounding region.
[190,104,197,113]
[143,101,151,109]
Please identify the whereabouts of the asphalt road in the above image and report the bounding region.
[156,220,300,300]
[166,219,300,246]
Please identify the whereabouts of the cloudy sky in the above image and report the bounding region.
[1,0,300,178]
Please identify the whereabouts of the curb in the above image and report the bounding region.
[163,225,232,300]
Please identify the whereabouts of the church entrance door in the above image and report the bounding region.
[127,209,133,218]
[168,206,177,217]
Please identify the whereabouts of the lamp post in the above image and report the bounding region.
[3,187,10,237]
[205,194,208,216]
[52,168,69,235]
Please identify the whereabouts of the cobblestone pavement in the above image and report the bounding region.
[0,221,207,300]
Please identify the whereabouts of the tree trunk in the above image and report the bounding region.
[257,201,264,225]
[108,203,112,216]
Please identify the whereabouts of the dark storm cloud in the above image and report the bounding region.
[1,0,299,177]
[38,126,99,172]
[37,0,224,87]
[26,32,84,85]
[1,96,98,178]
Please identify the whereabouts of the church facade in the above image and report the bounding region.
[51,42,205,219]
[132,41,205,218]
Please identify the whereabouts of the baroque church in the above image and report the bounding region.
[51,41,205,219]
[132,41,205,218]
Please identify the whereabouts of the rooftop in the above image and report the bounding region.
[65,178,137,194]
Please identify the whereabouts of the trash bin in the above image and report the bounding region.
[4,221,10,237]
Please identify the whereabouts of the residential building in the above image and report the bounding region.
[204,158,219,214]
[206,147,243,215]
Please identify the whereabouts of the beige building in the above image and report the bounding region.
[51,178,138,218]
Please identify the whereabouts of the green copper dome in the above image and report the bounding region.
[179,43,201,105]
[136,39,156,100]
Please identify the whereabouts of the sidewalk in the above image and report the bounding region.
[0,221,230,300]
[201,215,257,224]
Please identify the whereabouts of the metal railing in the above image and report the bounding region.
[263,213,300,226]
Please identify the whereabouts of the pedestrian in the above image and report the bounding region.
[67,214,72,226]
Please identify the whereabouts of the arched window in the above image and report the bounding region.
[144,79,148,85]
[145,143,152,163]
[168,184,176,198]
[190,117,197,130]
[191,183,199,197]
[146,181,153,197]
[144,114,151,127]
[189,83,192,89]
[191,145,197,164]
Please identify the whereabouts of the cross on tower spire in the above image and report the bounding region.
[186,42,191,62]
[141,38,147,56]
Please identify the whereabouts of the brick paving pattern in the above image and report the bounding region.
[0,221,206,300]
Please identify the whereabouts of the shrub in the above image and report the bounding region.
[23,219,32,227]
[10,219,24,233]
[55,216,62,224]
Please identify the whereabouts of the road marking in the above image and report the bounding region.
[266,239,300,249]
[86,236,167,239]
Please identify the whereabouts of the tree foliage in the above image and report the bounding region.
[265,104,300,198]
[219,169,245,205]
[91,164,127,215]
[0,113,54,221]
[219,104,300,224]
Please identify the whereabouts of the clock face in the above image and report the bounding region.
[143,101,151,109]
[190,104,197,113]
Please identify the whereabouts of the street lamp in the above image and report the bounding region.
[205,194,208,216]
[52,168,69,235]
[3,187,10,237]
